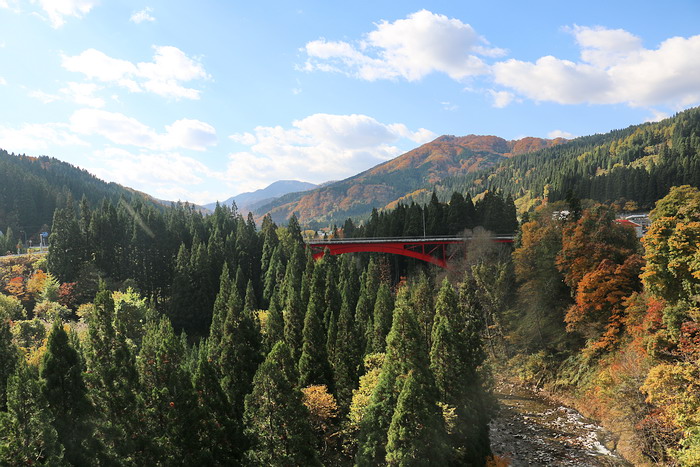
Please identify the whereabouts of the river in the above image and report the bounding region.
[490,381,632,466]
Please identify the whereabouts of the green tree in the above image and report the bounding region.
[264,287,285,352]
[0,361,64,466]
[84,289,146,463]
[47,205,82,282]
[298,273,333,388]
[356,258,381,355]
[356,287,432,466]
[0,310,18,411]
[244,342,320,466]
[137,318,206,464]
[283,245,306,360]
[218,286,262,429]
[371,283,394,353]
[192,342,242,463]
[385,370,448,466]
[412,273,435,351]
[208,262,231,363]
[333,298,360,412]
[41,320,101,465]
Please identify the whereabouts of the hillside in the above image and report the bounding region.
[204,180,317,214]
[254,135,564,226]
[432,107,700,211]
[0,149,156,244]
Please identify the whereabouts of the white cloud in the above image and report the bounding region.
[35,0,97,28]
[492,26,700,109]
[230,132,256,145]
[29,89,60,103]
[61,82,105,107]
[0,76,6,85]
[89,147,220,204]
[645,109,669,122]
[0,122,88,152]
[165,119,217,151]
[70,109,217,151]
[304,9,502,81]
[547,129,575,139]
[130,7,154,24]
[488,89,515,108]
[28,82,105,107]
[225,113,435,192]
[441,101,458,111]
[62,45,210,100]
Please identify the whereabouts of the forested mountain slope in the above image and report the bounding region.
[254,135,563,226]
[0,149,156,243]
[432,107,700,210]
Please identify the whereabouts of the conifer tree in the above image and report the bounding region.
[84,289,146,462]
[192,342,242,463]
[0,360,64,465]
[208,262,231,363]
[264,287,285,352]
[298,285,333,389]
[430,279,460,402]
[300,246,316,306]
[262,246,283,306]
[138,318,205,465]
[333,298,359,412]
[385,370,448,466]
[412,273,435,351]
[47,205,82,282]
[371,283,394,353]
[0,311,17,411]
[219,286,262,426]
[450,276,492,465]
[356,287,432,466]
[244,279,257,316]
[355,258,381,355]
[41,320,101,465]
[244,342,320,466]
[283,247,306,360]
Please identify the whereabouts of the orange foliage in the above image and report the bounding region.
[678,321,700,359]
[624,294,666,356]
[485,454,511,466]
[26,269,48,299]
[556,205,638,292]
[5,276,27,302]
[566,255,643,352]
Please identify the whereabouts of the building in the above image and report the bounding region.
[614,218,644,238]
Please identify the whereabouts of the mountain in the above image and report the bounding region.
[433,106,700,212]
[205,180,318,214]
[254,135,564,226]
[0,149,156,242]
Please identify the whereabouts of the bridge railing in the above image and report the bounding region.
[306,234,514,244]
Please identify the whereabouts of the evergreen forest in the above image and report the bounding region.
[0,108,699,465]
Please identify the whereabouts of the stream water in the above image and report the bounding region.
[490,381,632,466]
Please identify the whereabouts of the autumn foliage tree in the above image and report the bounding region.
[565,255,644,353]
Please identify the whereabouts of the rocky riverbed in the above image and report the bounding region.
[490,381,632,466]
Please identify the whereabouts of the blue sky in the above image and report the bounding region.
[1,1,699,204]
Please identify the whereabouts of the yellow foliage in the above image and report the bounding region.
[641,362,700,436]
[302,385,338,433]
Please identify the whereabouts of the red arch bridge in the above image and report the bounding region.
[306,235,514,269]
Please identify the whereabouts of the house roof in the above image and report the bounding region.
[615,219,642,227]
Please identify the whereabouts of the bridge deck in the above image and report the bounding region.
[306,235,514,269]
[307,235,514,245]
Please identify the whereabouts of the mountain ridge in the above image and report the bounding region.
[205,180,318,214]
[254,134,564,226]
